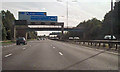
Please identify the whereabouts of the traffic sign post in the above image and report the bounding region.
[15,11,64,40]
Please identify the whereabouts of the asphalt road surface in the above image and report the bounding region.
[2,40,118,70]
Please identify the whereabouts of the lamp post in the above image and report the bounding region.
[57,0,77,30]
[111,0,113,40]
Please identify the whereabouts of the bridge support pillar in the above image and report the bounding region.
[61,24,64,40]
[16,27,28,40]
[15,20,28,40]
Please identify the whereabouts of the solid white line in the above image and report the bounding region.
[59,52,63,56]
[106,51,118,55]
[53,47,55,48]
[5,53,12,58]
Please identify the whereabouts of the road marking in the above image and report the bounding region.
[30,45,31,47]
[84,46,118,55]
[96,49,98,50]
[99,50,104,51]
[23,48,26,50]
[106,51,118,55]
[59,52,63,56]
[6,45,10,47]
[4,46,7,47]
[5,53,12,58]
[53,47,55,48]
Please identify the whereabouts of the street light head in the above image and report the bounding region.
[72,0,77,2]
[57,0,63,2]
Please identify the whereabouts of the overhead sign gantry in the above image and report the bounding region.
[15,11,64,39]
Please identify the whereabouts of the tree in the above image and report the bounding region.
[65,18,102,40]
[63,1,120,40]
[102,1,120,39]
[1,10,15,40]
[0,11,7,40]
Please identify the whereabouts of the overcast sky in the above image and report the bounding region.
[1,0,116,35]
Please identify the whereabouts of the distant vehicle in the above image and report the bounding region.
[69,37,74,40]
[74,37,80,40]
[43,38,45,40]
[37,38,40,40]
[104,35,116,40]
[69,37,80,40]
[16,37,27,45]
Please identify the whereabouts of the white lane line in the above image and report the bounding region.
[23,48,26,50]
[5,53,12,58]
[4,46,7,47]
[10,45,13,46]
[59,52,63,56]
[30,45,31,47]
[6,45,10,47]
[13,44,16,45]
[53,47,55,48]
[106,51,118,55]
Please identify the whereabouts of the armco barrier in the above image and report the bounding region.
[75,40,120,51]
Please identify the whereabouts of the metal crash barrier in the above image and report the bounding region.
[74,40,120,51]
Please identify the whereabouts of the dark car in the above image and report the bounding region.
[16,37,27,45]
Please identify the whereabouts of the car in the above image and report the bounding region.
[69,37,74,40]
[74,37,80,40]
[104,35,116,40]
[16,37,27,45]
[37,38,40,40]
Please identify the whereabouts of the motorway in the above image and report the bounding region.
[2,39,118,70]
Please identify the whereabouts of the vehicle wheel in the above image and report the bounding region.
[23,42,26,45]
[16,43,19,45]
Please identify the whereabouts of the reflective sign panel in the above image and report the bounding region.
[19,12,47,15]
[31,16,57,22]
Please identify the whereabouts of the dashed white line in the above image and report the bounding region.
[23,48,26,50]
[5,53,12,58]
[59,52,63,56]
[53,47,55,48]
[6,46,10,47]
[4,46,7,47]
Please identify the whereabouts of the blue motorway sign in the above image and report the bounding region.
[31,16,57,22]
[19,12,46,16]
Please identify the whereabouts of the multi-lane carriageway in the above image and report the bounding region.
[2,39,118,71]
